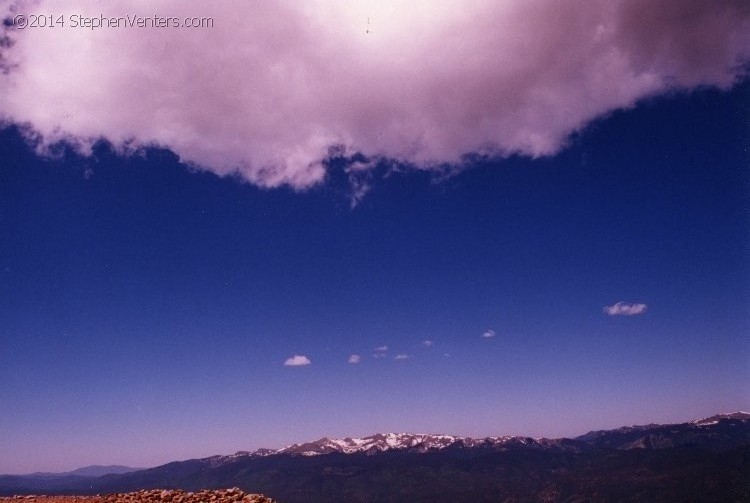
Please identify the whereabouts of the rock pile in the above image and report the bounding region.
[0,488,274,503]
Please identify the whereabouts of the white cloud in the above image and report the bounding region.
[374,345,388,352]
[481,329,496,339]
[394,354,409,360]
[603,301,648,316]
[0,1,747,192]
[347,354,361,364]
[422,340,433,347]
[284,354,311,366]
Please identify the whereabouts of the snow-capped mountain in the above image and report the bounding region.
[274,432,515,456]
[691,411,750,426]
[206,411,750,463]
[278,433,459,456]
[205,432,575,465]
[1,412,748,501]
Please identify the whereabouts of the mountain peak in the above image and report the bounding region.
[214,412,750,463]
[275,432,455,456]
[225,432,546,460]
[691,411,750,426]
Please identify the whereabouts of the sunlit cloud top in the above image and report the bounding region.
[1,0,748,191]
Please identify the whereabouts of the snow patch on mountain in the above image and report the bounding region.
[691,411,750,426]
[214,432,546,462]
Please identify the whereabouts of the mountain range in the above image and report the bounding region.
[2,412,748,502]
[22,466,144,479]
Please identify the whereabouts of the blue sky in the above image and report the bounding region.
[1,82,748,473]
[1,0,749,475]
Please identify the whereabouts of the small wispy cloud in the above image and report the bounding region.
[394,354,410,360]
[346,160,376,208]
[374,345,388,352]
[422,340,433,347]
[347,354,361,364]
[603,301,648,316]
[284,354,311,366]
[481,329,496,338]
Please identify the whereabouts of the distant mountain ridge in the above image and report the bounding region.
[207,411,750,461]
[223,431,578,461]
[25,465,144,478]
[574,411,750,451]
[2,411,748,502]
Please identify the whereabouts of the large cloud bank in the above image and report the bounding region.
[1,0,748,189]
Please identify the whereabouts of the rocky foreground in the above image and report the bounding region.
[0,489,274,503]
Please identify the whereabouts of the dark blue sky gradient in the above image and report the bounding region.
[0,83,748,473]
